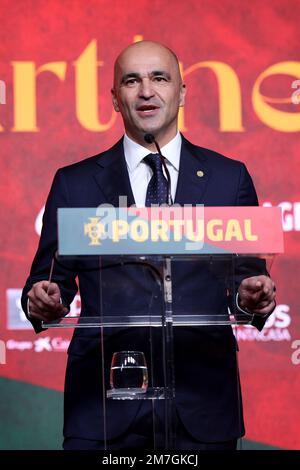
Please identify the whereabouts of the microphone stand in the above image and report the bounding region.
[143,133,176,447]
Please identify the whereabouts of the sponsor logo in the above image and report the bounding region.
[263,201,300,231]
[6,337,70,353]
[234,304,291,342]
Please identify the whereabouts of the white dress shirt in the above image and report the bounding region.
[123,132,182,207]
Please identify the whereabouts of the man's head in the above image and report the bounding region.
[111,41,186,148]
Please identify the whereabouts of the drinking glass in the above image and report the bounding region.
[110,351,148,394]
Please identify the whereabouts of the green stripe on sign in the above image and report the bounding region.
[0,377,63,450]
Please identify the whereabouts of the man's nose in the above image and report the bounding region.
[139,79,155,99]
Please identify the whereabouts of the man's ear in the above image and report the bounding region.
[111,89,120,112]
[179,83,186,107]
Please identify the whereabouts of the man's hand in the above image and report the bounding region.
[27,281,69,322]
[238,275,276,317]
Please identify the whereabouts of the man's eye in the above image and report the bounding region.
[154,76,168,82]
[125,78,138,86]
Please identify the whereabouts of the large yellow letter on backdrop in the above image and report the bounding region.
[181,61,244,132]
[11,61,67,132]
[73,40,117,132]
[252,61,300,132]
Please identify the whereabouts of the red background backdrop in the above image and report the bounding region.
[1,0,300,449]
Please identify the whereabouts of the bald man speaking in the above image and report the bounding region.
[22,41,276,450]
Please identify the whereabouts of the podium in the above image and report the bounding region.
[43,206,283,449]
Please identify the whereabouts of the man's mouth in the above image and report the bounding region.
[136,105,159,114]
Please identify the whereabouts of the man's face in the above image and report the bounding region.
[112,42,186,147]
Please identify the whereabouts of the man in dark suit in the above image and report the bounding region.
[22,41,276,450]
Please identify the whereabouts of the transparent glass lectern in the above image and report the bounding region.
[43,206,283,449]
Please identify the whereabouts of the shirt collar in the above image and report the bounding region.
[123,132,182,173]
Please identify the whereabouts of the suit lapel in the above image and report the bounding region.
[175,136,212,205]
[93,138,135,207]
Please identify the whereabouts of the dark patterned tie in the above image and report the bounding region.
[144,153,169,206]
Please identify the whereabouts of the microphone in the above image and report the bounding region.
[144,133,173,205]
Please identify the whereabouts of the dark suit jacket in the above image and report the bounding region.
[22,136,268,443]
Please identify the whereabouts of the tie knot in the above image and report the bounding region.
[143,153,163,173]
